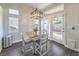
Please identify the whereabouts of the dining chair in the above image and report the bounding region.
[35,33,49,56]
[21,32,33,55]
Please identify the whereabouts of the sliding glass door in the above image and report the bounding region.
[34,18,49,35]
[52,15,64,44]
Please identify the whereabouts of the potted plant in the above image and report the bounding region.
[33,27,38,36]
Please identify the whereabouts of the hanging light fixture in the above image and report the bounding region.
[31,3,43,19]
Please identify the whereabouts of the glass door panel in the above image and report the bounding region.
[52,16,64,40]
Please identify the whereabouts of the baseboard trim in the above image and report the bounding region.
[50,39,79,52]
[49,40,65,47]
[49,39,64,45]
[65,45,79,52]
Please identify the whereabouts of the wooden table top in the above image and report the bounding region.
[26,32,39,41]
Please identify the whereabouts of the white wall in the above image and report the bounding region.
[21,14,34,32]
[64,4,79,51]
[1,4,34,43]
[1,4,23,44]
[0,6,3,52]
[21,4,34,33]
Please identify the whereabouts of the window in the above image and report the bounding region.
[8,8,19,33]
[9,17,19,33]
[41,20,48,31]
[9,9,19,15]
[53,17,63,24]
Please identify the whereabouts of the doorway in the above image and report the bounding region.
[51,15,64,44]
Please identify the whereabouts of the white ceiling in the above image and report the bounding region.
[27,3,64,14]
[1,3,64,15]
[45,4,64,14]
[27,3,51,11]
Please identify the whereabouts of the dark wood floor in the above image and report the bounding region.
[0,40,79,56]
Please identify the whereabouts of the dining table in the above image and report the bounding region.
[26,32,39,54]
